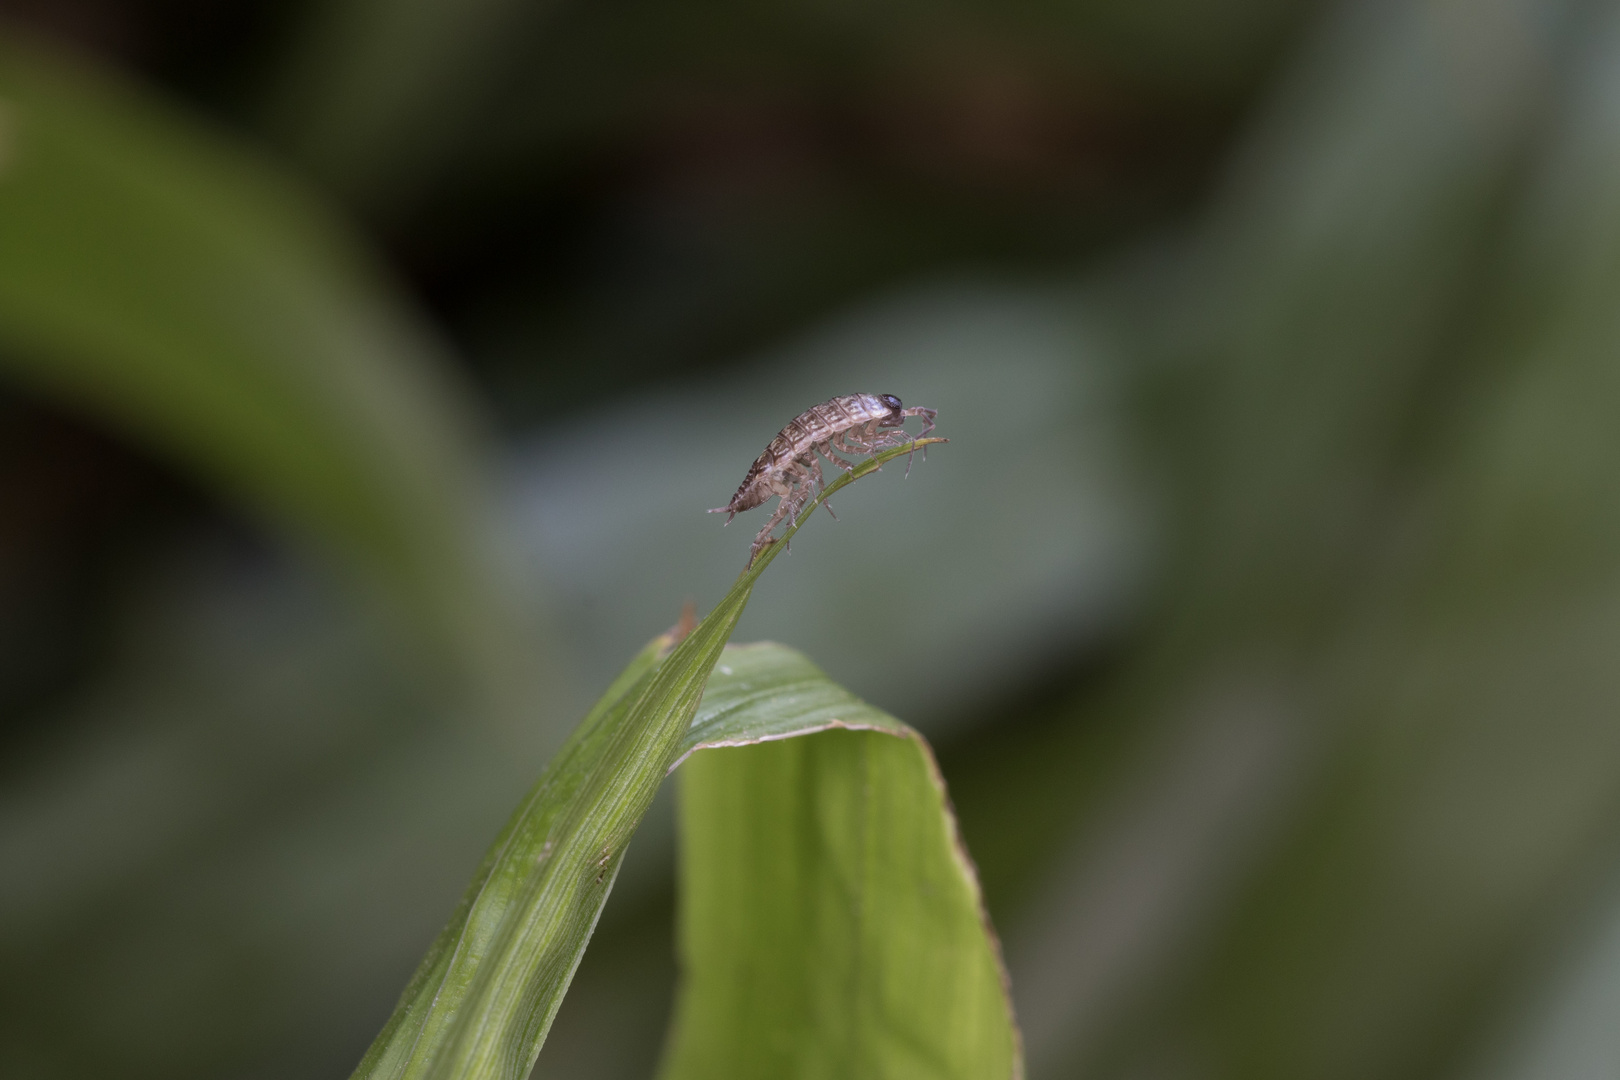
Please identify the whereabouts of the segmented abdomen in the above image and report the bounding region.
[726,393,892,510]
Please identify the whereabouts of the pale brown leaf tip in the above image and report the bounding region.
[669,599,698,645]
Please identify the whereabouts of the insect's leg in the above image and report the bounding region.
[850,421,886,467]
[824,435,858,473]
[747,532,770,568]
[902,406,937,465]
[780,459,812,506]
[800,451,840,519]
[745,466,800,565]
[903,406,937,439]
[780,462,814,528]
[749,495,795,567]
[766,483,819,562]
[805,444,845,519]
[750,462,821,563]
[818,473,840,520]
[869,427,919,476]
[788,478,820,532]
[862,426,919,473]
[832,430,865,457]
[863,430,909,455]
[799,452,826,492]
[814,464,840,520]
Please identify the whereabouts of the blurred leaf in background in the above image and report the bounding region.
[0,35,534,713]
[0,28,546,1080]
[949,3,1620,1080]
[259,0,1314,420]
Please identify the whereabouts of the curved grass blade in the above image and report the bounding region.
[353,437,944,1080]
[671,640,911,769]
[662,641,1022,1080]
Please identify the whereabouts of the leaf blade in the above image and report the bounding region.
[354,436,944,1078]
[663,642,1022,1080]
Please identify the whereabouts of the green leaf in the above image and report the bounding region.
[354,438,945,1080]
[671,639,912,765]
[0,38,519,700]
[353,599,742,1080]
[661,641,1022,1080]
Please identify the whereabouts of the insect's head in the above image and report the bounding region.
[879,393,904,425]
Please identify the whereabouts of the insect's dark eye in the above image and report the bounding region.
[881,394,903,410]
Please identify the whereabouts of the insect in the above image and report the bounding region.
[709,393,938,565]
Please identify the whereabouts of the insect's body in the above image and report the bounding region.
[710,393,937,564]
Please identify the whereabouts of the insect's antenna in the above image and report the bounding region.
[901,407,936,476]
[904,406,937,438]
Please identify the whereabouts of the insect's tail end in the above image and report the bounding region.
[707,506,737,525]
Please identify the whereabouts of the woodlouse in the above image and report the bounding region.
[708,393,938,565]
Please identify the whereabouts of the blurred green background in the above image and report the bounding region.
[5,0,1620,1077]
